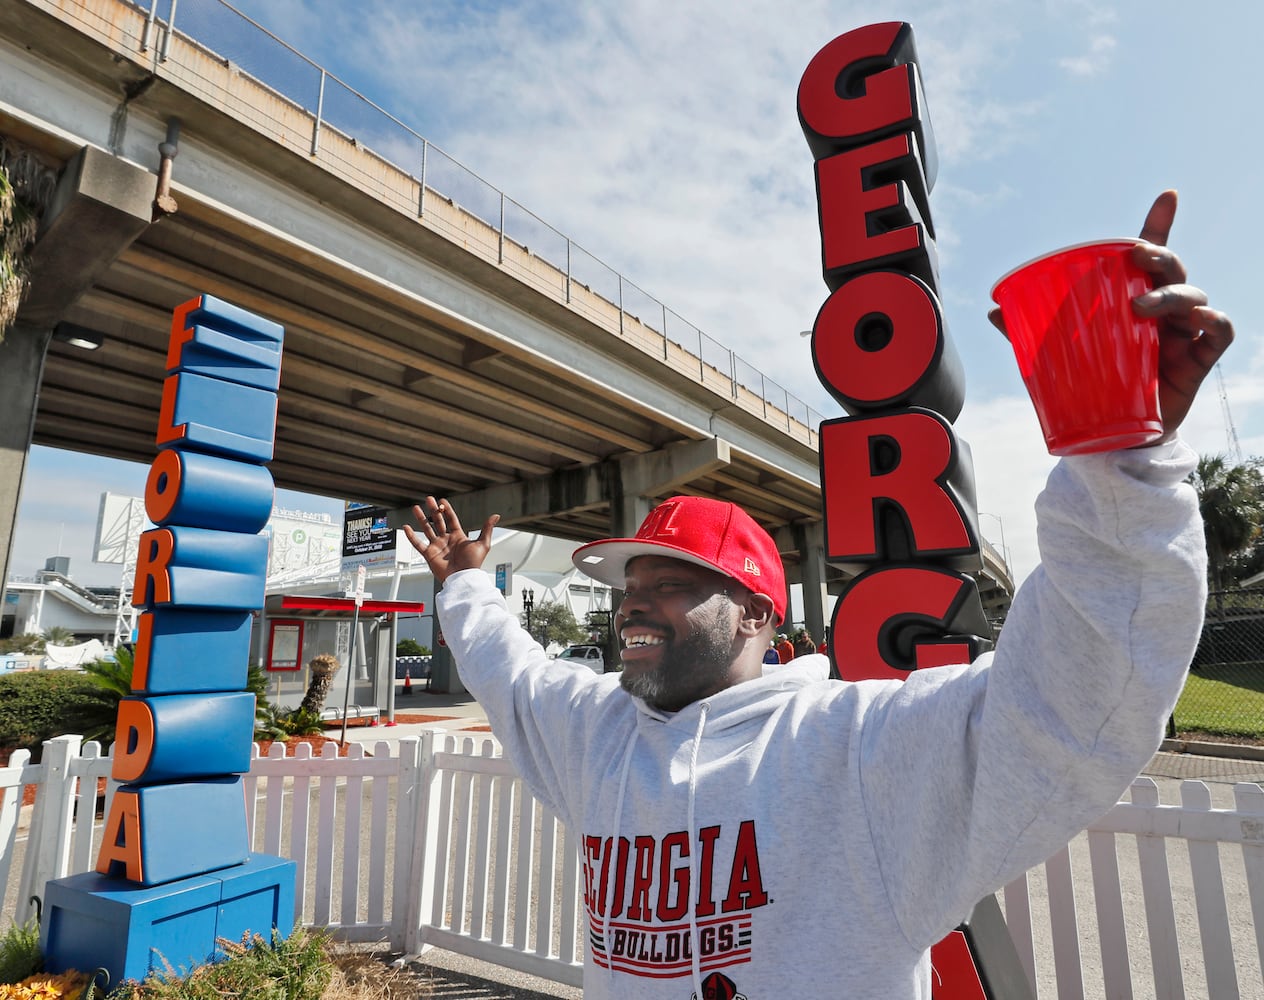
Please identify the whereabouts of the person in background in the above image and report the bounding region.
[793,631,817,659]
[775,632,794,663]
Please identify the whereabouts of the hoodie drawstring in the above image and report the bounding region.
[600,704,710,997]
[687,702,709,1000]
[602,726,638,991]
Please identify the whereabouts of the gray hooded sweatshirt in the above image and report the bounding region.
[435,441,1206,999]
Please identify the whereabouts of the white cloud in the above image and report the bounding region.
[1057,34,1117,77]
[11,459,147,588]
[955,395,1057,587]
[1183,341,1264,462]
[316,0,1045,414]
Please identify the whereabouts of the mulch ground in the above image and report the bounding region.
[255,735,359,758]
[253,715,461,755]
[1175,730,1264,747]
[386,713,457,725]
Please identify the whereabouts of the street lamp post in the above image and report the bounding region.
[977,511,1013,579]
[523,588,535,642]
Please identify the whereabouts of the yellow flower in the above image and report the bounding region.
[0,970,90,999]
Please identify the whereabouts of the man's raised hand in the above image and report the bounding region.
[403,496,499,584]
[1129,190,1234,441]
[988,190,1234,444]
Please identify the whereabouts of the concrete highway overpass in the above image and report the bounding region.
[0,0,1013,640]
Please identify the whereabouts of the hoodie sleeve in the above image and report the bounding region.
[434,570,615,824]
[854,438,1206,950]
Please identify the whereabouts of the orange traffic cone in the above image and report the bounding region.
[402,668,413,696]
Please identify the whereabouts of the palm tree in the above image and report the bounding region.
[298,653,340,716]
[78,646,135,746]
[1187,455,1264,597]
[42,626,76,647]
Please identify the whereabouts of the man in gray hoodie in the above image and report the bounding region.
[404,193,1232,999]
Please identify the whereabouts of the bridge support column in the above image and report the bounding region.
[608,439,737,537]
[792,521,830,662]
[0,325,52,604]
[412,438,736,542]
[0,144,153,603]
[427,576,466,696]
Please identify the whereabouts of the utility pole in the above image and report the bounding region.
[1217,364,1244,463]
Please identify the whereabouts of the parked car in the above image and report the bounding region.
[556,644,604,673]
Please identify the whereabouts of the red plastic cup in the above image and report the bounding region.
[991,239,1163,456]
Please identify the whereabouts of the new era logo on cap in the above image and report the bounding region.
[573,495,786,624]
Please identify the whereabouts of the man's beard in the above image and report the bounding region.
[619,602,735,713]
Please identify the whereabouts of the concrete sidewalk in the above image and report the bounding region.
[1148,741,1264,784]
[329,687,491,748]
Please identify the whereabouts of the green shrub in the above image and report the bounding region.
[0,671,116,759]
[395,638,429,657]
[255,705,324,741]
[281,707,325,737]
[0,634,45,656]
[254,703,287,742]
[0,917,41,985]
[42,626,76,646]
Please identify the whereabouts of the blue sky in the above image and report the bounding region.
[12,0,1262,589]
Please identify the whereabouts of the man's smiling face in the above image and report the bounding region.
[615,555,744,712]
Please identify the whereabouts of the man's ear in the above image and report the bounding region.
[738,592,777,636]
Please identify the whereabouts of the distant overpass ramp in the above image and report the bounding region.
[0,0,825,558]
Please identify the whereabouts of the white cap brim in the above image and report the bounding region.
[571,537,783,624]
[571,537,726,589]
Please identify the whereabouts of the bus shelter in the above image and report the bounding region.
[259,594,426,725]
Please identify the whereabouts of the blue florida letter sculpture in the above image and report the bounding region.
[40,296,297,983]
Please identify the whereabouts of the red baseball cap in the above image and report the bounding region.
[572,496,786,624]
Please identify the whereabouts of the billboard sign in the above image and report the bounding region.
[340,502,397,579]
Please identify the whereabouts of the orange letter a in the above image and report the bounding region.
[96,790,144,882]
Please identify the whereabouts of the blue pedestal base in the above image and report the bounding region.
[40,854,296,985]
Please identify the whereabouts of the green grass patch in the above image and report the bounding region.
[1173,661,1264,738]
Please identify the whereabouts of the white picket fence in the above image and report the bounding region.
[2,731,1261,998]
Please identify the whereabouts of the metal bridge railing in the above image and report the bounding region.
[130,0,824,441]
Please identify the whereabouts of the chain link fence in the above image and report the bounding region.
[1172,588,1264,742]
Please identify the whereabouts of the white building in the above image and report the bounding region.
[2,558,119,645]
